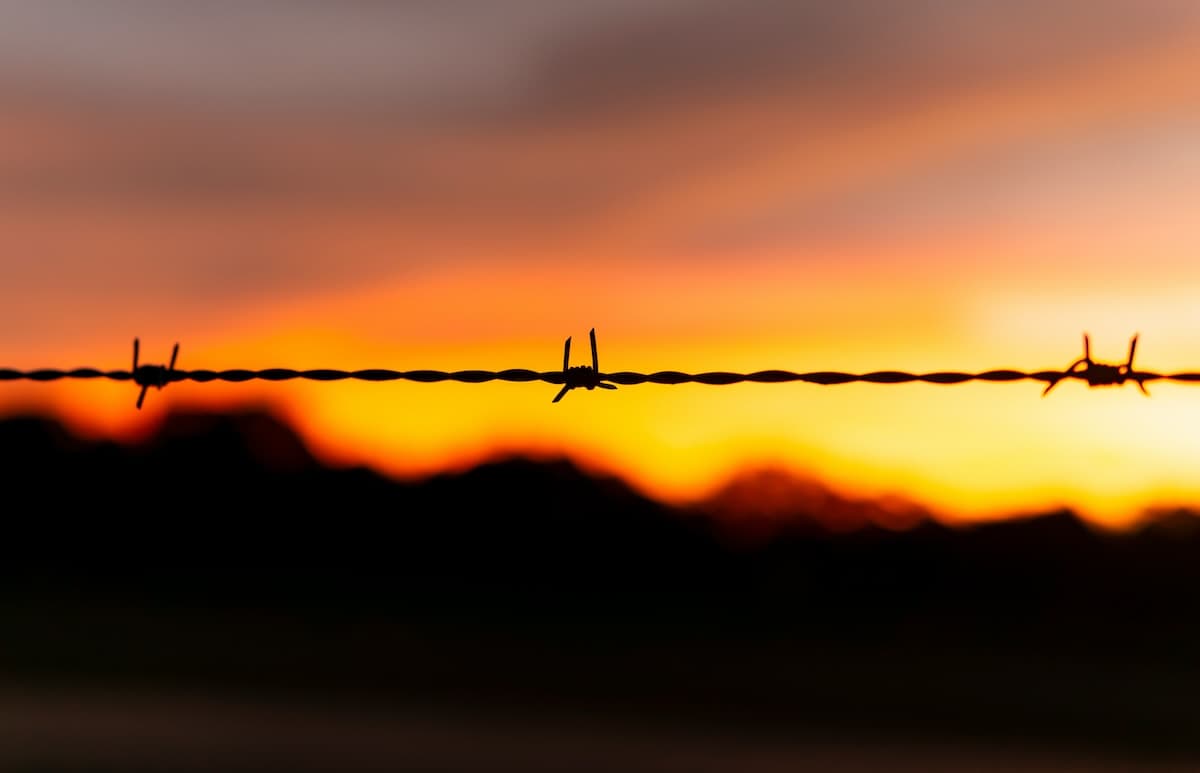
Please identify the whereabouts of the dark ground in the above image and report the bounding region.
[2,410,1199,771]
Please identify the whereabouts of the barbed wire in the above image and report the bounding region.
[1,331,1197,408]
[7,366,1200,385]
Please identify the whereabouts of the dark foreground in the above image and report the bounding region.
[2,411,1199,771]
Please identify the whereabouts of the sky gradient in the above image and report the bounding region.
[4,1,1200,526]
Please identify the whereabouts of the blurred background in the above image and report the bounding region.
[4,1,1200,769]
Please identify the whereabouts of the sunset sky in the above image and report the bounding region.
[4,1,1200,526]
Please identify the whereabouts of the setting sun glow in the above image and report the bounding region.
[4,2,1200,528]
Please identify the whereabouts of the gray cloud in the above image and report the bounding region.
[2,0,1199,331]
[1,1,1195,121]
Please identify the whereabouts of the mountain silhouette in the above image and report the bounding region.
[3,408,1198,605]
[0,409,728,603]
[700,465,931,543]
[6,409,1200,761]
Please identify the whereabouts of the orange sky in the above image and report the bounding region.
[4,2,1200,527]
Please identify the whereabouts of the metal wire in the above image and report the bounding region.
[4,367,1200,385]
[3,332,1199,409]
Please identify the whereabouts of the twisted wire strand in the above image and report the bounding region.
[3,367,1200,385]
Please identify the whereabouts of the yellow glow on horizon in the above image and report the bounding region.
[5,12,1200,531]
[12,255,1200,533]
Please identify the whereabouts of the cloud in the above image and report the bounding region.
[2,0,1200,347]
[529,0,1200,111]
[2,1,1194,118]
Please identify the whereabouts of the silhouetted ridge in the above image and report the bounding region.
[5,412,1200,759]
[3,409,1200,626]
[1139,506,1200,539]
[0,410,726,602]
[155,409,319,471]
[0,415,90,459]
[700,466,931,543]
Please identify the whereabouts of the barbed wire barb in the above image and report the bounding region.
[553,328,618,403]
[1041,332,1149,397]
[131,338,180,409]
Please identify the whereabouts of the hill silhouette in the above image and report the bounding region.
[5,408,1200,621]
[700,465,933,542]
[5,409,1200,764]
[0,410,726,603]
